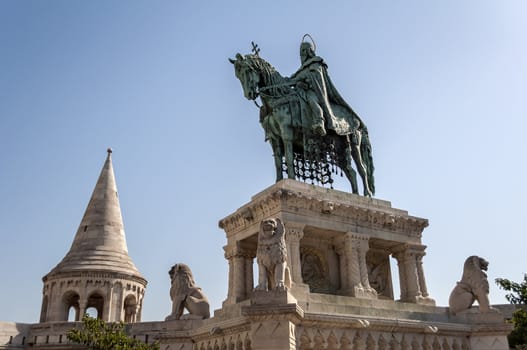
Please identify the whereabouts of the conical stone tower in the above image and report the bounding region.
[40,149,147,323]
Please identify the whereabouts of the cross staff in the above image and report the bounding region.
[251,41,260,56]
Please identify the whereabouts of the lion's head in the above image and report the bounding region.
[169,263,196,298]
[461,255,490,292]
[259,218,283,241]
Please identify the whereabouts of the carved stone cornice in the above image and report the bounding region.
[42,270,147,286]
[218,186,428,238]
[219,192,282,235]
[345,232,370,242]
[42,277,146,296]
[242,303,304,323]
[223,243,256,259]
[392,243,427,261]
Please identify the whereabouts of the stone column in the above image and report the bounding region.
[393,245,420,302]
[393,244,434,305]
[245,257,254,297]
[104,285,113,321]
[78,297,87,321]
[415,250,429,297]
[340,233,377,299]
[136,296,143,322]
[224,242,255,304]
[415,247,435,305]
[345,233,362,293]
[233,254,246,299]
[115,284,124,321]
[394,251,409,301]
[335,243,349,292]
[225,249,234,301]
[224,244,237,304]
[284,223,305,284]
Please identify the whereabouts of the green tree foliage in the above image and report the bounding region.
[496,275,527,348]
[67,315,159,350]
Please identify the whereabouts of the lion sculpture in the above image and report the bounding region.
[255,218,291,291]
[448,256,495,314]
[165,263,210,320]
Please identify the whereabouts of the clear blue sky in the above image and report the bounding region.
[1,1,526,323]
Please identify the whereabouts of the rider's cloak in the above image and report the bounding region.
[291,56,366,137]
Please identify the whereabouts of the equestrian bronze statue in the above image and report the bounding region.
[230,38,375,196]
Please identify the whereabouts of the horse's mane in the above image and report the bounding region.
[246,55,291,96]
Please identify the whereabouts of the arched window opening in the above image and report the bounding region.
[67,306,78,321]
[62,292,80,321]
[86,293,104,320]
[85,307,98,318]
[123,295,137,323]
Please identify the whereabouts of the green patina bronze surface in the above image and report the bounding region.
[230,37,375,197]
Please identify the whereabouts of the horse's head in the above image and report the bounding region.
[229,53,260,101]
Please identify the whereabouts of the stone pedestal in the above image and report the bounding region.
[218,179,435,306]
[212,180,510,349]
[250,290,298,306]
[242,290,304,350]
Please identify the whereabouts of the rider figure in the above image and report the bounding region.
[290,41,339,137]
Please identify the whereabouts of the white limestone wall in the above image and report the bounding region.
[0,322,31,349]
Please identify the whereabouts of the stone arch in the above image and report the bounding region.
[86,291,105,319]
[62,290,80,321]
[123,294,137,323]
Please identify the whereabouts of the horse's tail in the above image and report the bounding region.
[360,127,375,196]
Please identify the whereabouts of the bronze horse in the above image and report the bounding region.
[230,52,374,196]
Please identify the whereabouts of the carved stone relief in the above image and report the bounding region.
[366,249,393,299]
[295,328,474,350]
[300,246,329,293]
